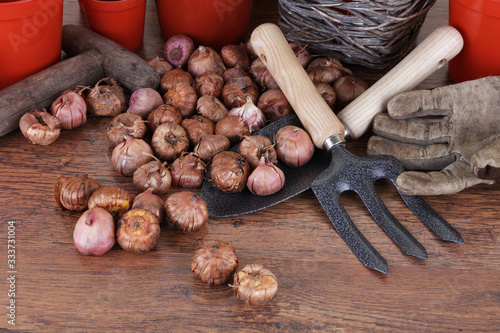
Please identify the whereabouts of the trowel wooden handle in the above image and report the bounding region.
[251,23,344,149]
[337,25,463,139]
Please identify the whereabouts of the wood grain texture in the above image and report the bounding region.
[0,0,499,332]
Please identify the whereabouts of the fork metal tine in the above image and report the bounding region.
[400,194,464,243]
[357,183,428,259]
[311,186,389,274]
[311,144,463,273]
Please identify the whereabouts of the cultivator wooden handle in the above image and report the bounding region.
[0,25,160,138]
[250,23,464,146]
[338,25,464,139]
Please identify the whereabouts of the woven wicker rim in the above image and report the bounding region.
[278,0,437,68]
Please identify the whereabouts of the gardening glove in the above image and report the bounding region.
[367,76,500,196]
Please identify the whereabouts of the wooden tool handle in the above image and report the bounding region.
[62,24,160,92]
[337,25,464,139]
[250,24,464,147]
[251,23,344,149]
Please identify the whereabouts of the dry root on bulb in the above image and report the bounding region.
[163,34,195,68]
[106,113,147,146]
[151,122,190,163]
[191,240,239,286]
[116,208,161,254]
[165,191,208,232]
[19,109,61,146]
[231,264,278,306]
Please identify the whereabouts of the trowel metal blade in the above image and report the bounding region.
[200,114,330,218]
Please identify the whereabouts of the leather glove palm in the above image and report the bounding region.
[367,76,500,195]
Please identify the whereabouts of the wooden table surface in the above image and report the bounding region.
[1,0,499,332]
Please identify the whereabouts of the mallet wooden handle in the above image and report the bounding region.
[250,24,463,147]
[62,25,160,93]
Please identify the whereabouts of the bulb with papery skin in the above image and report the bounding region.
[246,156,285,196]
[192,240,239,285]
[127,88,163,119]
[116,209,161,254]
[73,207,115,256]
[238,135,277,169]
[165,191,208,232]
[51,89,87,130]
[164,34,195,68]
[232,264,278,306]
[19,109,61,146]
[274,125,315,168]
[111,136,153,177]
[228,96,266,132]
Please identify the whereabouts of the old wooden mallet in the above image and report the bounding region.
[0,24,160,137]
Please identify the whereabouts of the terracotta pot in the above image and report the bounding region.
[155,0,253,50]
[0,0,64,90]
[449,0,500,83]
[80,0,146,52]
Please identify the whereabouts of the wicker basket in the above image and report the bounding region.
[278,0,437,69]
